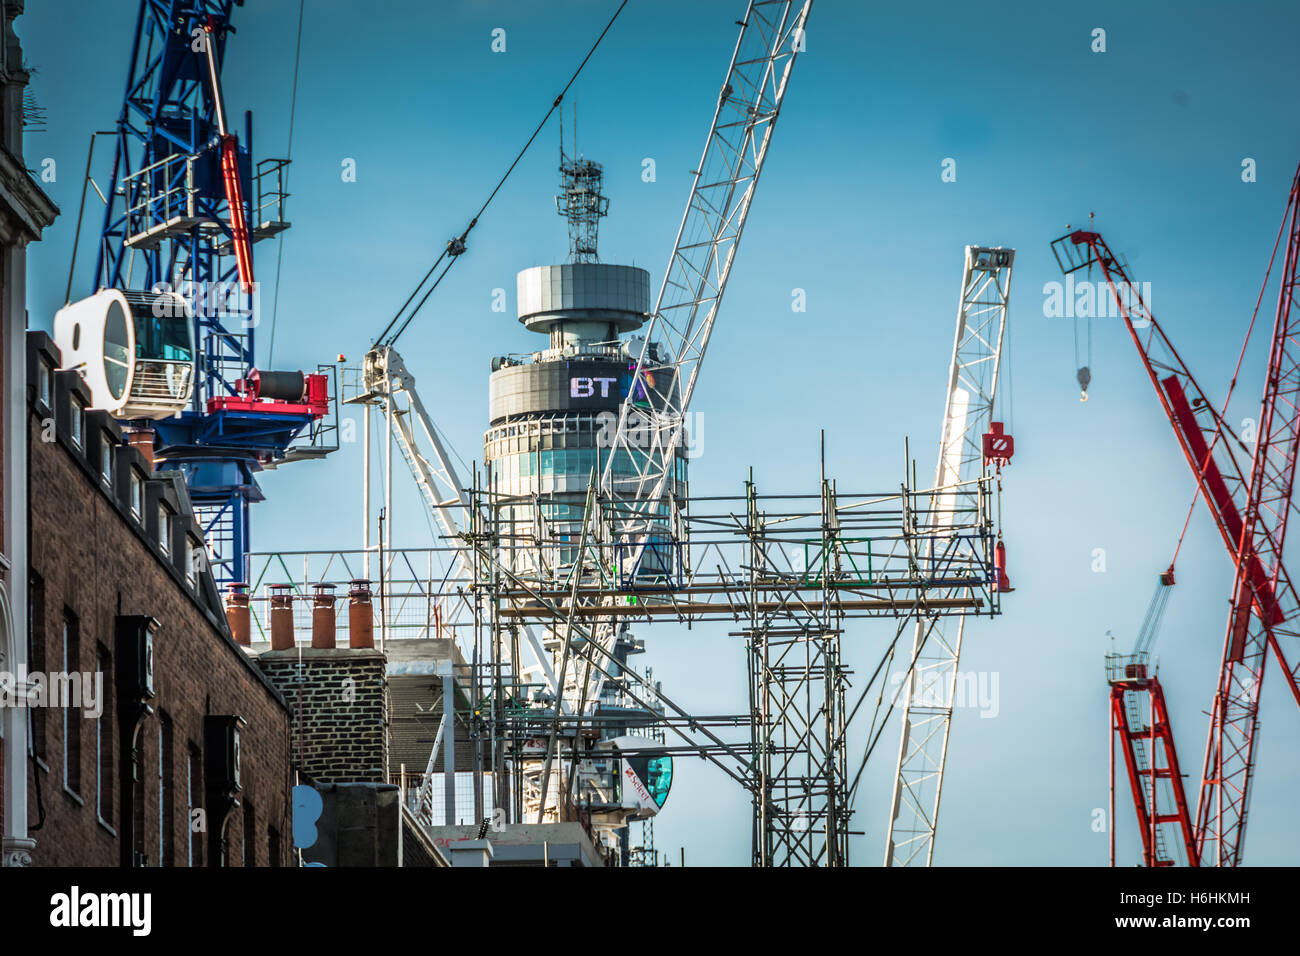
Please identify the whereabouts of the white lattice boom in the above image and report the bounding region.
[884,245,1014,867]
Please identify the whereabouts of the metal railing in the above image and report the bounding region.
[123,151,199,242]
[252,158,291,230]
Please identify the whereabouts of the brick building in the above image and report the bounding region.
[257,647,388,784]
[10,332,294,866]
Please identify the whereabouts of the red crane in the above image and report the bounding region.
[1052,166,1300,865]
[1200,161,1300,865]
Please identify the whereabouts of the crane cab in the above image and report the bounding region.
[54,288,195,419]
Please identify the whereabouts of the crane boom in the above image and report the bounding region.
[1056,205,1300,865]
[1051,232,1285,625]
[1198,162,1300,866]
[885,245,1014,867]
[1051,231,1300,702]
[350,345,564,701]
[600,0,811,576]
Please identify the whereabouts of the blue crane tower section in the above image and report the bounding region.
[57,0,336,587]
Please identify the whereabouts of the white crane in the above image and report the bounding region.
[358,0,815,827]
[884,246,1014,866]
[600,0,812,554]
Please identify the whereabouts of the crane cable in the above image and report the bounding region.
[376,0,631,348]
[1073,285,1092,399]
[267,0,306,368]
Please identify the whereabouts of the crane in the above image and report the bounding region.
[365,0,811,697]
[355,1,812,834]
[56,1,336,587]
[1199,161,1300,865]
[884,245,1014,867]
[598,0,812,581]
[1053,166,1300,865]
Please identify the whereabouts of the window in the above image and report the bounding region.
[158,504,173,556]
[187,745,203,867]
[158,713,174,866]
[37,358,52,408]
[28,574,46,762]
[100,433,115,485]
[186,537,202,587]
[62,613,81,796]
[268,826,281,867]
[130,469,144,519]
[70,397,85,448]
[96,644,114,829]
[243,801,256,867]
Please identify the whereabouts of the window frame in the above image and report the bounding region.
[158,503,173,556]
[187,744,202,867]
[100,432,115,485]
[28,573,47,765]
[37,358,53,409]
[70,396,85,449]
[129,468,145,519]
[158,712,174,867]
[186,537,202,587]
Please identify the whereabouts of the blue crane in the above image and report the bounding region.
[58,0,336,588]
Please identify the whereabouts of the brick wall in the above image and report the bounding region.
[22,332,293,866]
[257,648,388,784]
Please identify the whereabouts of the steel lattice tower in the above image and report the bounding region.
[885,246,1013,866]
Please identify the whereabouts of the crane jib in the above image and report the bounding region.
[1160,374,1283,627]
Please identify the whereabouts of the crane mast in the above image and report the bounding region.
[57,1,335,587]
[885,245,1014,866]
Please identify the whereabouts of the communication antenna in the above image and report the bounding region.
[555,106,609,262]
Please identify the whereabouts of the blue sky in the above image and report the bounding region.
[21,0,1300,865]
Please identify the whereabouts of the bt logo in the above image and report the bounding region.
[571,376,619,399]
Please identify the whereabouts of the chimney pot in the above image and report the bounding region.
[225,582,251,646]
[269,583,295,650]
[348,579,375,649]
[312,583,338,649]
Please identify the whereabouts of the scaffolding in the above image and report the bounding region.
[248,455,1001,865]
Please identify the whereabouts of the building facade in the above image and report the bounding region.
[11,333,293,866]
